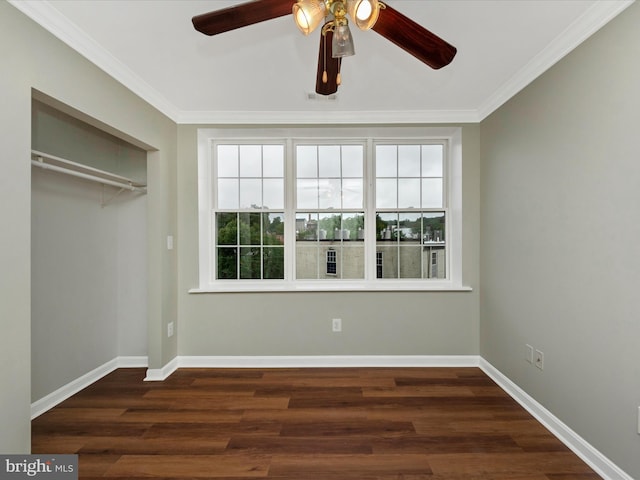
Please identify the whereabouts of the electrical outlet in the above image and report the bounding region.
[535,349,544,370]
[526,344,534,364]
[332,318,342,333]
[167,321,174,338]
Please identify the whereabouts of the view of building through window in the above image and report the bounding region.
[210,138,448,283]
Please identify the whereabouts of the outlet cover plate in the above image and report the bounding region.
[535,349,544,370]
[332,318,342,333]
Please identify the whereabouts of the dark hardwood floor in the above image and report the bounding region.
[32,367,600,479]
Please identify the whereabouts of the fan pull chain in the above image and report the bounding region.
[336,57,342,85]
[322,32,328,84]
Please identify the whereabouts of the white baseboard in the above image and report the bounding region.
[31,356,147,419]
[480,358,633,480]
[177,355,480,369]
[144,356,179,381]
[143,355,478,381]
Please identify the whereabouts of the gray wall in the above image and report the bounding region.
[0,1,177,453]
[176,124,481,357]
[480,2,640,477]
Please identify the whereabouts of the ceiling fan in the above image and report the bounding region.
[192,0,457,96]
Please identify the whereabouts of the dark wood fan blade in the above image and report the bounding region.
[372,3,456,69]
[192,0,293,36]
[316,26,340,96]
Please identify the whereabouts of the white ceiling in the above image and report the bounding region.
[10,0,633,123]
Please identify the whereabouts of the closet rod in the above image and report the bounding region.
[31,151,146,193]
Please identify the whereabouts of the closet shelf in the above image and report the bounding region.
[31,149,147,193]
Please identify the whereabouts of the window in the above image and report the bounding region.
[296,144,364,280]
[213,144,284,280]
[196,127,464,292]
[326,250,337,276]
[375,144,446,279]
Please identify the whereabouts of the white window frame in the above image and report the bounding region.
[193,126,467,293]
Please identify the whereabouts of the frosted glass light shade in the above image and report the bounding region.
[332,23,355,57]
[293,0,326,35]
[346,0,380,30]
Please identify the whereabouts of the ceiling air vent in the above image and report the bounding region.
[306,92,339,101]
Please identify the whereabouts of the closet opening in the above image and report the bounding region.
[30,94,150,415]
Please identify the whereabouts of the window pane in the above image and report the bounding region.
[239,145,262,177]
[376,245,398,278]
[422,178,443,208]
[263,179,284,209]
[342,145,363,177]
[398,145,421,177]
[296,246,318,279]
[318,145,341,177]
[376,178,397,208]
[297,179,318,209]
[318,178,341,209]
[239,212,261,245]
[264,213,285,245]
[296,212,318,241]
[398,178,420,208]
[216,213,237,245]
[342,178,363,209]
[217,179,239,209]
[342,212,365,241]
[422,145,443,177]
[398,212,421,242]
[263,145,284,177]
[423,212,446,242]
[342,244,364,279]
[399,246,422,278]
[217,145,238,177]
[239,247,261,279]
[297,146,317,178]
[217,247,237,279]
[319,213,342,241]
[263,247,284,279]
[376,212,397,241]
[376,145,397,177]
[239,179,262,209]
[423,247,446,279]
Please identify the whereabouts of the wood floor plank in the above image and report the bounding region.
[362,386,476,397]
[371,433,523,454]
[426,452,596,475]
[279,419,415,437]
[79,436,229,455]
[269,453,433,476]
[226,435,372,454]
[31,367,599,479]
[103,454,270,478]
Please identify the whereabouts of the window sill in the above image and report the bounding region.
[189,281,473,294]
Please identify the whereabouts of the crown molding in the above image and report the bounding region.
[477,0,635,121]
[176,108,481,125]
[8,0,181,122]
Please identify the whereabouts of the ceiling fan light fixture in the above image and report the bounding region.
[332,22,355,58]
[293,0,327,35]
[346,0,380,30]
